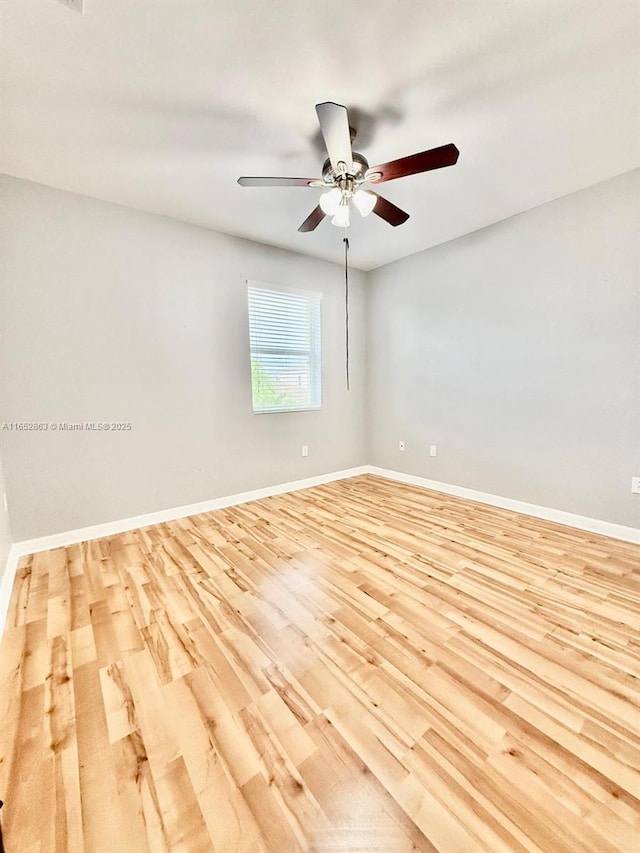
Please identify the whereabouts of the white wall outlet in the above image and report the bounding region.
[55,0,84,12]
[632,477,640,494]
[430,445,437,457]
[2,492,7,513]
[399,441,405,451]
[301,445,309,457]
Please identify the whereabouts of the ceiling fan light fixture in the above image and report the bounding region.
[238,101,459,233]
[319,187,342,215]
[352,189,376,217]
[331,204,350,228]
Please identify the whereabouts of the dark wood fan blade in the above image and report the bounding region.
[372,193,410,226]
[298,205,326,232]
[315,102,353,172]
[366,143,459,184]
[238,177,320,187]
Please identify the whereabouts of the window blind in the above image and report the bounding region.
[248,283,322,413]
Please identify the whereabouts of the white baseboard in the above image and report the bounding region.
[368,466,640,545]
[12,466,370,558]
[0,466,369,638]
[2,463,637,640]
[12,465,637,557]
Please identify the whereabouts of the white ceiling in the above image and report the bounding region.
[1,0,638,270]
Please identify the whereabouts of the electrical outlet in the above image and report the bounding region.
[54,0,84,12]
[430,445,437,457]
[632,477,640,494]
[301,445,309,457]
[399,441,405,451]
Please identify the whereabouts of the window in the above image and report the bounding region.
[248,282,322,413]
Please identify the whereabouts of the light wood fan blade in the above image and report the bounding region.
[315,102,353,172]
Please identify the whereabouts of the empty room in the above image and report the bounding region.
[0,1,638,850]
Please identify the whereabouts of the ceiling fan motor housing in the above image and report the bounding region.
[322,152,370,187]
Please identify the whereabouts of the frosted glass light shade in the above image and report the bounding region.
[352,189,376,217]
[331,205,350,228]
[319,188,342,215]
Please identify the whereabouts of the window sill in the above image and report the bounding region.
[253,406,321,415]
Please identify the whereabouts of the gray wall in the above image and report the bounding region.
[368,170,640,528]
[0,177,367,540]
[1,304,14,570]
[1,170,638,540]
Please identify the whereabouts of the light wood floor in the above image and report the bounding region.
[0,475,639,852]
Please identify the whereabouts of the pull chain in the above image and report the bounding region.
[343,233,350,391]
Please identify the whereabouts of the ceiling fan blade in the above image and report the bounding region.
[371,193,410,227]
[298,205,326,233]
[315,102,353,172]
[238,177,321,187]
[367,143,459,184]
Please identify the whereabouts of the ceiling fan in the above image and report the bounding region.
[238,102,459,232]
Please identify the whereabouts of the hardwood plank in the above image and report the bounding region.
[0,474,638,851]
